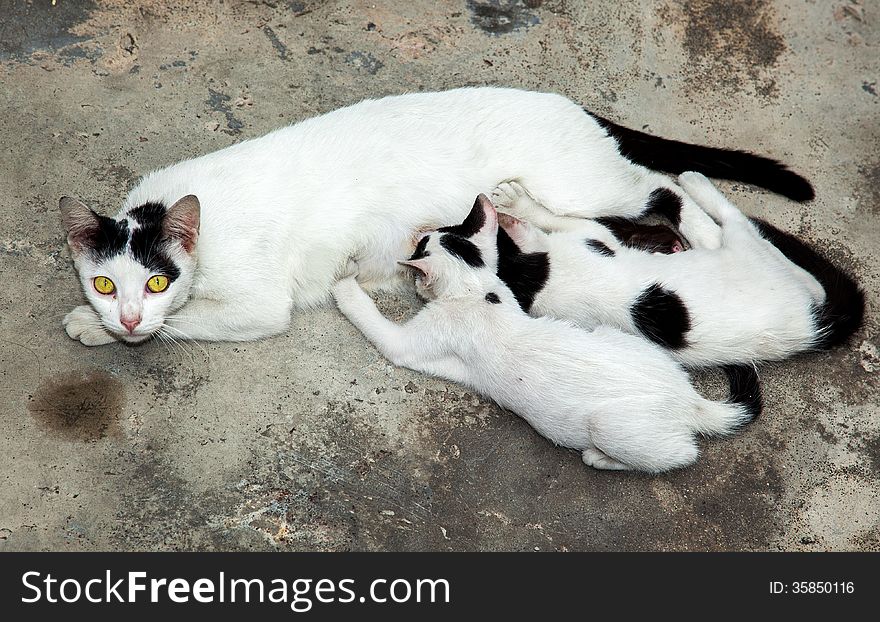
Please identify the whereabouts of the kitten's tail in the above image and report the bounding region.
[692,365,762,436]
[750,218,865,350]
[587,112,815,202]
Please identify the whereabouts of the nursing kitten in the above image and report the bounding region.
[332,196,760,473]
[59,87,812,345]
[489,173,864,367]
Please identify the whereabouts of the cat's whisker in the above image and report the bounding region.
[161,323,211,363]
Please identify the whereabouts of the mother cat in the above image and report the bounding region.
[59,87,812,345]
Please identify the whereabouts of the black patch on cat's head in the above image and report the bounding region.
[585,239,615,257]
[495,227,549,312]
[127,201,181,281]
[750,217,865,350]
[439,233,484,268]
[410,235,431,260]
[625,225,684,254]
[485,292,501,304]
[595,217,683,255]
[630,283,690,349]
[437,196,486,238]
[128,202,166,226]
[644,188,683,226]
[88,216,130,261]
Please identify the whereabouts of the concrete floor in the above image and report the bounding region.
[0,0,877,551]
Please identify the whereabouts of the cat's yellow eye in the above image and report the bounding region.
[93,276,115,295]
[146,275,170,293]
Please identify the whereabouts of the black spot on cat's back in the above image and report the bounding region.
[631,283,691,349]
[496,227,550,312]
[440,234,484,268]
[585,239,615,257]
[28,371,124,442]
[485,292,501,304]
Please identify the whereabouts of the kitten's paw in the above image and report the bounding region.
[63,305,117,346]
[490,181,527,210]
[582,447,632,471]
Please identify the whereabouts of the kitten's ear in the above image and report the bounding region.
[163,195,200,253]
[59,196,100,254]
[472,194,498,238]
[496,211,528,246]
[397,258,434,284]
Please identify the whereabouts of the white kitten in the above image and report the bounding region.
[489,173,864,366]
[59,87,812,345]
[331,196,760,473]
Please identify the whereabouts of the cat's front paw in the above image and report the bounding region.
[63,305,117,346]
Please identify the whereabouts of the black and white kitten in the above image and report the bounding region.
[488,173,865,367]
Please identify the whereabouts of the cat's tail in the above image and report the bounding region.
[587,111,815,202]
[692,364,762,437]
[750,218,866,350]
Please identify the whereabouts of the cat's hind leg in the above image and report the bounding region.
[581,446,633,471]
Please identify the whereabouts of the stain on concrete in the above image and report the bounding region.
[466,0,541,36]
[345,51,383,74]
[0,0,97,61]
[28,370,124,442]
[263,26,290,61]
[855,160,880,214]
[858,433,880,476]
[206,89,244,135]
[673,0,785,96]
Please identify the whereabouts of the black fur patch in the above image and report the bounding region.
[495,227,550,312]
[438,196,486,238]
[128,202,181,281]
[128,201,166,226]
[586,109,815,202]
[485,292,501,304]
[723,365,763,422]
[750,218,865,349]
[439,234,484,268]
[410,235,431,260]
[87,216,129,261]
[644,188,683,226]
[595,217,683,255]
[630,283,691,349]
[584,239,615,257]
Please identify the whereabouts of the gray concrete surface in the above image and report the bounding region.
[0,0,877,551]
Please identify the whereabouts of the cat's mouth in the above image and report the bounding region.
[117,331,153,345]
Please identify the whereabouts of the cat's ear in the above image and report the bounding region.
[59,196,100,255]
[163,195,200,253]
[496,211,529,246]
[398,258,434,285]
[472,194,499,240]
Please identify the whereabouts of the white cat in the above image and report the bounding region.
[59,87,812,345]
[331,195,760,472]
[488,172,864,367]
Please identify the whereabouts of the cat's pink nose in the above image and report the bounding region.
[121,316,141,333]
